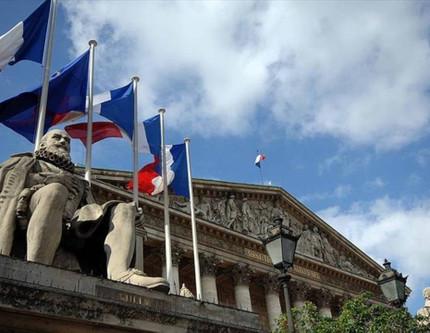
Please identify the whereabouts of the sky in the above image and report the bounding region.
[0,0,429,315]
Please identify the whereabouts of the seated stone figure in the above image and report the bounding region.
[0,129,168,291]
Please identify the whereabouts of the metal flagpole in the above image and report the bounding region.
[84,40,97,185]
[159,108,173,290]
[131,76,140,208]
[184,138,202,300]
[34,0,57,151]
[259,165,264,185]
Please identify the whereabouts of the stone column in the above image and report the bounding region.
[317,289,333,318]
[290,280,311,308]
[263,274,282,332]
[134,228,147,271]
[171,247,185,295]
[231,263,253,311]
[199,253,219,304]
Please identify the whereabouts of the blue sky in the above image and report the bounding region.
[1,0,430,315]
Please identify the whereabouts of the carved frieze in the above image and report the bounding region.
[167,192,374,280]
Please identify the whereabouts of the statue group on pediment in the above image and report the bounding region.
[171,193,373,279]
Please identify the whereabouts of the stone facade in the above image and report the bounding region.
[0,165,389,332]
[85,168,388,332]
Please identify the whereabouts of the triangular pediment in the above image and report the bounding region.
[83,167,383,281]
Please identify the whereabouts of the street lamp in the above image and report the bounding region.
[261,217,301,333]
[378,259,408,308]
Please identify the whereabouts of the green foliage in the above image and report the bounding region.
[274,293,430,333]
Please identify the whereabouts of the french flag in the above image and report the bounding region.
[0,0,50,71]
[128,144,189,198]
[255,153,266,168]
[65,114,161,155]
[0,50,89,142]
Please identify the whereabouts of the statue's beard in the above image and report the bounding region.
[34,146,74,172]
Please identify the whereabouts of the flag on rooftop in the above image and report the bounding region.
[0,0,50,71]
[128,143,189,198]
[255,153,266,168]
[0,50,89,142]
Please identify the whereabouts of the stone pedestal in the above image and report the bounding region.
[232,264,253,311]
[0,255,263,333]
[199,254,219,304]
[264,274,282,332]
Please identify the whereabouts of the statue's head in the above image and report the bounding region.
[39,129,71,156]
[424,287,430,300]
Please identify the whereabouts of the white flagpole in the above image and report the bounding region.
[159,108,173,290]
[84,40,97,185]
[131,76,140,207]
[184,137,202,300]
[34,0,57,151]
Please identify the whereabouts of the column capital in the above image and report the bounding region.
[172,246,185,265]
[231,263,253,285]
[289,280,312,303]
[315,288,335,307]
[199,253,220,276]
[263,273,280,294]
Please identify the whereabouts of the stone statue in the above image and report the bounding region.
[296,224,313,256]
[226,194,238,229]
[320,232,338,267]
[310,226,324,260]
[179,283,195,298]
[338,254,355,272]
[0,129,168,291]
[240,197,255,234]
[417,287,430,325]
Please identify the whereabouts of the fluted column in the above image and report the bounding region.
[199,253,219,303]
[171,246,185,294]
[264,273,282,332]
[232,263,253,311]
[290,280,311,308]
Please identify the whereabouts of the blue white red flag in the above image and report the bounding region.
[92,83,134,139]
[64,115,161,155]
[0,0,50,71]
[128,143,189,198]
[90,84,161,154]
[0,51,89,141]
[255,153,266,168]
[64,121,123,145]
[0,50,89,142]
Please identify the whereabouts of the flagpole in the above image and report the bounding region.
[184,137,202,300]
[34,0,57,151]
[259,165,264,185]
[159,108,173,291]
[132,76,140,208]
[84,40,97,185]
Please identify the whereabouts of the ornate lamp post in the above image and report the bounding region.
[261,218,300,333]
[378,259,408,308]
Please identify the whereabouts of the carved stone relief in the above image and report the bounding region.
[169,193,374,279]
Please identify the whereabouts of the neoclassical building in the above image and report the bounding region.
[87,167,387,331]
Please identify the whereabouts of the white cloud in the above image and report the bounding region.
[365,177,385,189]
[318,196,430,309]
[62,1,430,149]
[300,183,352,203]
[416,148,430,167]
